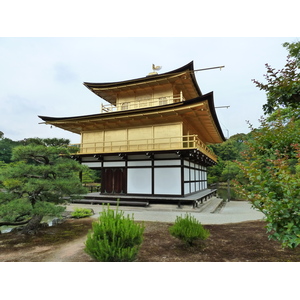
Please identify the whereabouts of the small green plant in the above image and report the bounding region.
[71,208,93,219]
[169,214,210,246]
[84,204,145,262]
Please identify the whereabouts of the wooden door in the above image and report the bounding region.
[101,168,127,194]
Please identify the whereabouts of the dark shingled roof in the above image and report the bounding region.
[83,61,202,96]
[39,92,226,142]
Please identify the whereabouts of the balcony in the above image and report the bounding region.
[100,94,185,113]
[71,134,217,162]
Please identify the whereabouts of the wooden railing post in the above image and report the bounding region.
[72,134,217,162]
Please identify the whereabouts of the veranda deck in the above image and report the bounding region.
[70,189,217,208]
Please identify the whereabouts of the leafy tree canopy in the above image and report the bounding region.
[234,116,300,248]
[208,133,250,184]
[252,41,300,115]
[0,138,88,234]
[22,137,71,147]
[283,41,300,65]
[209,41,300,248]
[0,137,20,163]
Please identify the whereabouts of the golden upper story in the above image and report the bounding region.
[84,61,202,109]
[39,62,225,161]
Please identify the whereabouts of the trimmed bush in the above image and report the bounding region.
[84,205,145,262]
[169,213,210,246]
[71,208,93,219]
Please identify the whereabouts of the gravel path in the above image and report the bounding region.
[44,235,92,262]
[66,198,265,224]
[0,199,264,262]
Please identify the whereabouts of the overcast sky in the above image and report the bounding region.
[1,37,298,143]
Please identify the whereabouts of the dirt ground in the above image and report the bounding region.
[1,217,300,262]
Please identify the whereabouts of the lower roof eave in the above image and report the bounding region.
[38,92,226,143]
[71,148,217,166]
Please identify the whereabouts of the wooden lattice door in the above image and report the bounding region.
[101,168,127,194]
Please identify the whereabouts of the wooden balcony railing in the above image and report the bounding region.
[100,94,185,113]
[71,134,217,161]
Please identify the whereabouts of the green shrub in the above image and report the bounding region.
[71,208,93,219]
[84,205,145,262]
[169,214,210,246]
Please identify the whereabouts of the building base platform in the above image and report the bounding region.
[70,189,217,208]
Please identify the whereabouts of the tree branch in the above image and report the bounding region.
[29,154,50,165]
[24,174,44,179]
[0,219,30,226]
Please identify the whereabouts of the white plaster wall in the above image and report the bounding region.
[191,182,195,193]
[82,162,101,168]
[127,168,152,194]
[154,167,181,195]
[184,167,190,181]
[191,169,195,181]
[127,161,152,166]
[184,183,190,195]
[154,160,181,166]
[103,161,126,167]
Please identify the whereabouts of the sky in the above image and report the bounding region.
[1,37,298,143]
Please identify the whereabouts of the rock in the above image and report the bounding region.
[39,222,49,228]
[61,211,72,218]
[51,218,63,226]
[10,226,25,233]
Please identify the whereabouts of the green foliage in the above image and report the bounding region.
[283,41,300,65]
[0,136,75,163]
[22,137,71,147]
[0,198,65,223]
[266,106,300,124]
[221,161,246,183]
[0,139,88,230]
[85,205,145,262]
[32,201,66,217]
[169,214,210,246]
[207,158,226,184]
[235,42,300,247]
[1,148,87,204]
[210,133,248,161]
[0,198,32,222]
[71,208,93,219]
[252,41,300,115]
[0,137,20,163]
[208,133,249,184]
[82,168,99,184]
[234,116,300,248]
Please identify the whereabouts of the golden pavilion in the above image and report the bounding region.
[39,61,225,204]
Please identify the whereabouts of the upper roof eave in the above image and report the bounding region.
[83,61,202,98]
[38,91,226,142]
